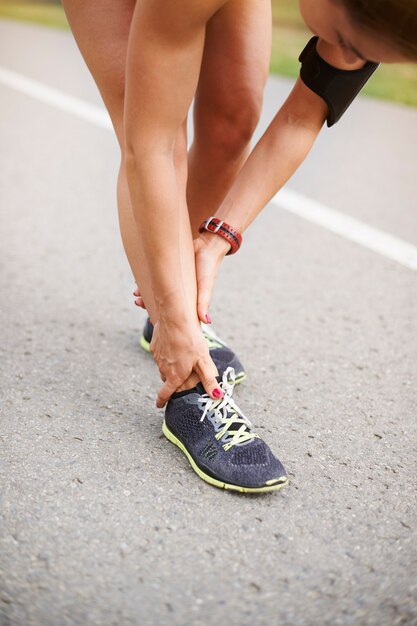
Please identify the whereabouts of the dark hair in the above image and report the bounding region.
[336,0,417,61]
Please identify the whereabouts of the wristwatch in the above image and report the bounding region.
[198,217,242,255]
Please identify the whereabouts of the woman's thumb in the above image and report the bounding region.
[197,275,214,325]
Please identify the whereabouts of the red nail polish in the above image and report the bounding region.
[205,313,212,324]
[213,388,223,399]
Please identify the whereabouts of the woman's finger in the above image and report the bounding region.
[134,297,146,309]
[195,356,223,401]
[156,379,180,408]
[196,273,215,325]
[194,244,222,325]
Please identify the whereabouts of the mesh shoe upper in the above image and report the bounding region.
[164,368,287,489]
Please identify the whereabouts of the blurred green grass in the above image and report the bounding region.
[0,1,69,29]
[0,0,416,107]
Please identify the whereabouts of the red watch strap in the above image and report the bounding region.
[198,217,242,255]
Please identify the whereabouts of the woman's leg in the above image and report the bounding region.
[62,0,205,392]
[187,0,272,236]
[61,0,151,304]
[61,0,194,328]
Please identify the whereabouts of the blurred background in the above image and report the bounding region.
[0,0,417,107]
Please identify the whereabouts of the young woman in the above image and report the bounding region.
[62,0,416,492]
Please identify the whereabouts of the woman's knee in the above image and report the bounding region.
[193,90,262,159]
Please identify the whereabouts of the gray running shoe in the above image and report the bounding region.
[139,317,246,384]
[163,367,288,493]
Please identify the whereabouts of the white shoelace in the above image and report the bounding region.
[197,367,260,451]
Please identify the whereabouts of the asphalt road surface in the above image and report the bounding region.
[1,19,416,626]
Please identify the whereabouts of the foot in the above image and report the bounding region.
[163,367,288,493]
[139,317,247,384]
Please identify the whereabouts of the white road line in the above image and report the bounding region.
[2,65,417,273]
[0,65,112,130]
[273,190,417,272]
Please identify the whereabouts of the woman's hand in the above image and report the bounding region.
[132,289,222,406]
[194,233,231,325]
[133,231,230,324]
[132,232,229,408]
[150,316,221,408]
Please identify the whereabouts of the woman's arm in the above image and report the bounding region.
[209,75,328,232]
[194,40,367,318]
[124,0,227,406]
[124,0,221,310]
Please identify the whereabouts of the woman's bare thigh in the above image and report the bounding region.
[62,0,270,144]
[61,0,136,147]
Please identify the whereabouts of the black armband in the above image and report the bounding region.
[298,36,379,127]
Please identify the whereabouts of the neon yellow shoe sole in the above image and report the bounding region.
[139,335,151,352]
[139,335,247,385]
[162,420,289,494]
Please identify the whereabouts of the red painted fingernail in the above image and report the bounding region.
[205,313,212,324]
[213,388,223,398]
